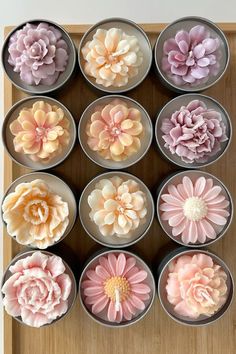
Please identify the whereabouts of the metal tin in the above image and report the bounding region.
[1,249,77,327]
[78,17,152,94]
[78,95,153,169]
[157,247,234,326]
[156,170,233,247]
[1,171,77,249]
[2,19,77,95]
[2,96,76,170]
[154,16,230,93]
[79,170,154,248]
[79,248,156,327]
[155,93,232,168]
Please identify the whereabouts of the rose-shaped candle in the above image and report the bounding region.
[80,250,155,325]
[160,99,228,164]
[159,174,230,245]
[8,22,69,86]
[2,179,69,248]
[165,253,228,319]
[86,99,143,161]
[1,251,73,327]
[9,100,70,163]
[81,27,143,88]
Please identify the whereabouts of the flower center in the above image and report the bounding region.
[183,196,208,221]
[36,126,47,140]
[23,199,49,225]
[104,276,130,303]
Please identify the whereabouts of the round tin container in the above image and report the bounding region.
[78,95,153,169]
[1,171,77,249]
[155,93,232,168]
[2,96,76,170]
[79,248,156,327]
[79,171,154,248]
[78,17,152,94]
[157,247,234,326]
[1,249,77,327]
[156,170,233,247]
[2,19,77,95]
[154,16,230,93]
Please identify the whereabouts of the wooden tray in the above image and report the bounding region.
[3,23,236,354]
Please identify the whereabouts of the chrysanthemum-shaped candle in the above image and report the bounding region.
[86,99,143,161]
[10,100,70,163]
[2,179,69,248]
[81,28,143,88]
[1,251,73,327]
[81,251,154,324]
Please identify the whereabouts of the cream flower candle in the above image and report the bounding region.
[1,251,72,327]
[88,176,147,238]
[86,99,143,161]
[10,100,70,163]
[81,28,143,88]
[165,253,228,319]
[2,179,69,248]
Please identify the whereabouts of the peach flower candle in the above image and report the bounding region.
[81,252,151,322]
[160,175,230,244]
[81,28,143,87]
[10,101,70,163]
[88,176,147,237]
[166,253,228,319]
[86,99,143,161]
[2,251,72,327]
[2,179,69,248]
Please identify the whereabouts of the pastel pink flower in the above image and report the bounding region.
[166,253,228,318]
[1,251,72,327]
[162,25,221,86]
[8,22,69,86]
[160,176,230,244]
[81,253,151,323]
[161,100,228,164]
[86,99,143,161]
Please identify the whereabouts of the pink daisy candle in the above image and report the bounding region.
[80,250,155,326]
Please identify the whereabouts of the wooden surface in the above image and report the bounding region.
[3,23,236,354]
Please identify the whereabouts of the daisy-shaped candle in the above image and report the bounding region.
[79,171,154,247]
[158,248,234,325]
[3,96,76,170]
[1,172,77,249]
[78,18,152,93]
[157,170,233,247]
[79,95,152,169]
[154,17,229,93]
[79,250,155,326]
[1,250,77,327]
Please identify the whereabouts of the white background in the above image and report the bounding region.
[0,1,235,353]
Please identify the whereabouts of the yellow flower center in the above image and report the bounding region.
[183,196,208,221]
[104,276,130,302]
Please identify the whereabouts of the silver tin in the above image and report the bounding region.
[78,17,152,94]
[156,170,233,247]
[2,95,76,170]
[154,16,230,93]
[155,93,232,168]
[79,248,156,327]
[1,249,77,327]
[78,95,153,169]
[2,19,77,95]
[79,170,154,248]
[1,171,77,249]
[157,247,234,326]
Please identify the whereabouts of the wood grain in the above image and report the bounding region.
[3,23,236,354]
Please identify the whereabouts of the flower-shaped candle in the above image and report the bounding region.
[79,171,154,247]
[80,250,155,326]
[157,171,232,246]
[1,251,76,327]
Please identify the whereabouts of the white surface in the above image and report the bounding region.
[0,1,236,354]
